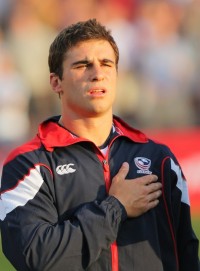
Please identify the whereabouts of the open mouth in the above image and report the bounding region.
[89,89,106,94]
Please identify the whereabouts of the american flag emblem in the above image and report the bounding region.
[134,157,151,173]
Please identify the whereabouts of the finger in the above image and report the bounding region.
[139,174,158,185]
[148,190,162,202]
[147,182,162,193]
[115,162,129,180]
[147,199,160,210]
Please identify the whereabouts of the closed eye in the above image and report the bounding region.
[72,60,90,69]
[101,59,115,67]
[102,63,112,67]
[71,59,115,69]
[74,64,87,69]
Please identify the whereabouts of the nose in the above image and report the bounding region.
[90,64,104,81]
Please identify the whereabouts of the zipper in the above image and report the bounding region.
[102,159,110,193]
[96,154,119,271]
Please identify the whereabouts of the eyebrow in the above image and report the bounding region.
[71,58,115,67]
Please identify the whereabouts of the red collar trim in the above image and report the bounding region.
[38,116,148,151]
[113,115,148,143]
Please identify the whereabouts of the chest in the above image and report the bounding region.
[47,140,162,218]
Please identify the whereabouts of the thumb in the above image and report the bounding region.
[115,162,129,181]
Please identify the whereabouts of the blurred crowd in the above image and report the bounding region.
[0,0,200,172]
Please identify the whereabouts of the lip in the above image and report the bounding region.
[87,87,107,96]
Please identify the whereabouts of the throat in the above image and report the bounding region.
[98,125,116,150]
[58,115,115,146]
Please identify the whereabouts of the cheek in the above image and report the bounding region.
[110,76,117,92]
[109,71,117,84]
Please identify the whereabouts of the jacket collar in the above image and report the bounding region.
[37,115,148,151]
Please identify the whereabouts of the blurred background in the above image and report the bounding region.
[0,0,199,269]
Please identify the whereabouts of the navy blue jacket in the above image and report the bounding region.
[0,115,199,271]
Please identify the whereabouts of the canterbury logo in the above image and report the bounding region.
[56,164,76,175]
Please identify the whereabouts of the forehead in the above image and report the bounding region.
[65,39,116,61]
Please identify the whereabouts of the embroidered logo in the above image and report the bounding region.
[134,157,152,174]
[56,164,76,175]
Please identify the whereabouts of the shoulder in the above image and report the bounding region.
[113,115,174,157]
[3,115,61,166]
[3,135,42,166]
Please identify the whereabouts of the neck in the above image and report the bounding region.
[59,113,113,146]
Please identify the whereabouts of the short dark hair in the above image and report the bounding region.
[48,18,119,79]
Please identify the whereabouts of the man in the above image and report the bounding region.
[0,19,199,271]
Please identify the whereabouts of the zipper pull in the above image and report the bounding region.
[102,159,109,171]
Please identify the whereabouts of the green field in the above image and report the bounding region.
[1,217,200,270]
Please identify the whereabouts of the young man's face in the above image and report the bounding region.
[51,39,118,118]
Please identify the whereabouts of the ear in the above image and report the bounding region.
[50,73,63,95]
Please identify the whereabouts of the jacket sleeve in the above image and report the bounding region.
[162,153,200,271]
[0,153,126,271]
